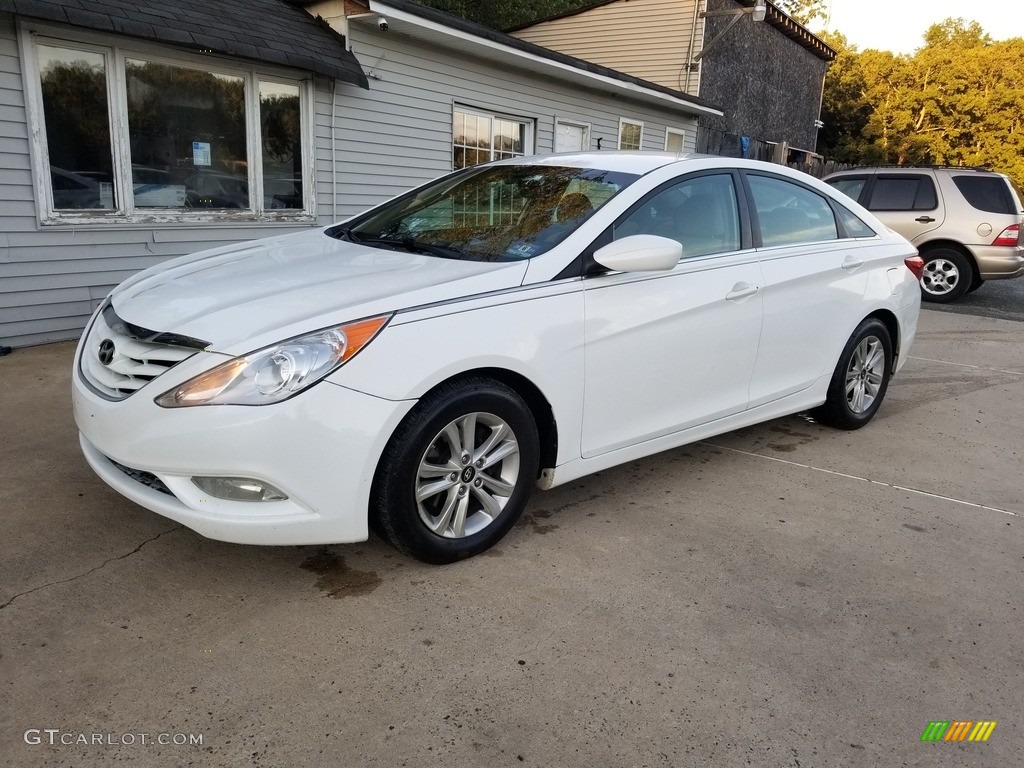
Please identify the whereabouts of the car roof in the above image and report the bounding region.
[826,166,1003,177]
[492,151,713,175]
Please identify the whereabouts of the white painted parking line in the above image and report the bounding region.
[702,442,1020,518]
[908,355,1024,376]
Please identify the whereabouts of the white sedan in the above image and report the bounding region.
[73,153,922,563]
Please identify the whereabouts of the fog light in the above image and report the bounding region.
[192,476,288,502]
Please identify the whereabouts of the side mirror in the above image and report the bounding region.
[593,235,682,273]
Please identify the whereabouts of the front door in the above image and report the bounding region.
[581,172,763,457]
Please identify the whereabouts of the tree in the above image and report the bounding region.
[773,0,829,28]
[818,19,1024,188]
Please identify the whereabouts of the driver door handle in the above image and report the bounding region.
[915,216,936,223]
[726,283,759,301]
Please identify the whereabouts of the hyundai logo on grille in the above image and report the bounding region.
[97,338,116,366]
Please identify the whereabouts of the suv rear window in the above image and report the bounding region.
[868,176,937,211]
[952,175,1016,214]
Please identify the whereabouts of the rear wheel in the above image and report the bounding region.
[372,377,539,564]
[812,319,893,430]
[919,247,972,303]
[968,272,985,293]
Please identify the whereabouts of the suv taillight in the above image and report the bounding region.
[905,255,925,279]
[992,224,1020,247]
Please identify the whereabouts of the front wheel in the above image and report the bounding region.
[920,248,972,303]
[372,377,540,564]
[812,319,893,430]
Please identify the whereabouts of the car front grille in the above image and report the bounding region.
[109,459,175,496]
[79,303,207,401]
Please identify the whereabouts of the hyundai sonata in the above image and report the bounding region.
[73,153,922,563]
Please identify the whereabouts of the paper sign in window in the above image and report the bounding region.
[193,142,212,167]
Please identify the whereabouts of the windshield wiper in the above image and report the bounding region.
[355,235,465,260]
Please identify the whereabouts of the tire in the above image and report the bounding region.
[968,273,985,293]
[372,377,540,564]
[919,247,972,303]
[812,319,893,430]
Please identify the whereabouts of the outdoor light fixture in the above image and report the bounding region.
[693,1,769,62]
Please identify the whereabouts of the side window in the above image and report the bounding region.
[952,176,1015,214]
[748,175,839,247]
[613,174,741,259]
[868,175,937,211]
[828,176,867,202]
[835,204,877,238]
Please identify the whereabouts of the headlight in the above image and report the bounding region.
[155,315,391,407]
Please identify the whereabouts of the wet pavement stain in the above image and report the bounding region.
[767,424,819,452]
[770,425,818,443]
[902,523,927,533]
[522,511,559,535]
[300,548,381,598]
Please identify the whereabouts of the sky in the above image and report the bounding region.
[820,0,1024,54]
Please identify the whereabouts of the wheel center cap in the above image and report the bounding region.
[461,467,475,483]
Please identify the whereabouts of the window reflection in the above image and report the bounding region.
[126,60,247,209]
[37,45,116,210]
[260,82,304,210]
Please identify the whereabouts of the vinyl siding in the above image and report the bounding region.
[1,12,699,347]
[335,24,699,217]
[0,14,333,348]
[511,0,704,95]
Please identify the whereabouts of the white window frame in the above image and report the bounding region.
[19,22,317,226]
[664,127,688,152]
[553,118,591,153]
[618,118,644,150]
[452,105,535,170]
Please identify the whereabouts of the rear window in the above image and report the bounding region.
[835,204,877,238]
[952,175,1016,214]
[868,176,937,211]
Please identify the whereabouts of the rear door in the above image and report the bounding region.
[864,173,945,243]
[746,172,873,407]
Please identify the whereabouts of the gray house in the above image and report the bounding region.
[0,0,720,347]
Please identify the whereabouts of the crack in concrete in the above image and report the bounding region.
[0,525,182,611]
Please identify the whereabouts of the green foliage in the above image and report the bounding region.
[411,0,594,30]
[819,19,1024,188]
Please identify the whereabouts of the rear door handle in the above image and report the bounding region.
[726,283,759,301]
[915,216,935,223]
[842,256,865,271]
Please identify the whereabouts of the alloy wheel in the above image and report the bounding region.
[921,257,960,296]
[415,412,520,538]
[845,336,885,414]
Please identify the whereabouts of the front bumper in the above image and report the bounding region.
[73,355,415,545]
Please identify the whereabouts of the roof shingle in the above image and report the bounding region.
[1,0,369,88]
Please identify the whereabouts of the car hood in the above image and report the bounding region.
[110,229,529,353]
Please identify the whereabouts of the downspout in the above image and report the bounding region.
[813,62,826,154]
[683,0,704,94]
[332,76,338,221]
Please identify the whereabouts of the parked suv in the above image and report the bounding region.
[824,167,1024,302]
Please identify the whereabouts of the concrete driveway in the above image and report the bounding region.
[1,308,1021,767]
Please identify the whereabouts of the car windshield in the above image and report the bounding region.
[328,164,640,262]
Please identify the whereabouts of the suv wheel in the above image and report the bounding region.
[920,247,972,303]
